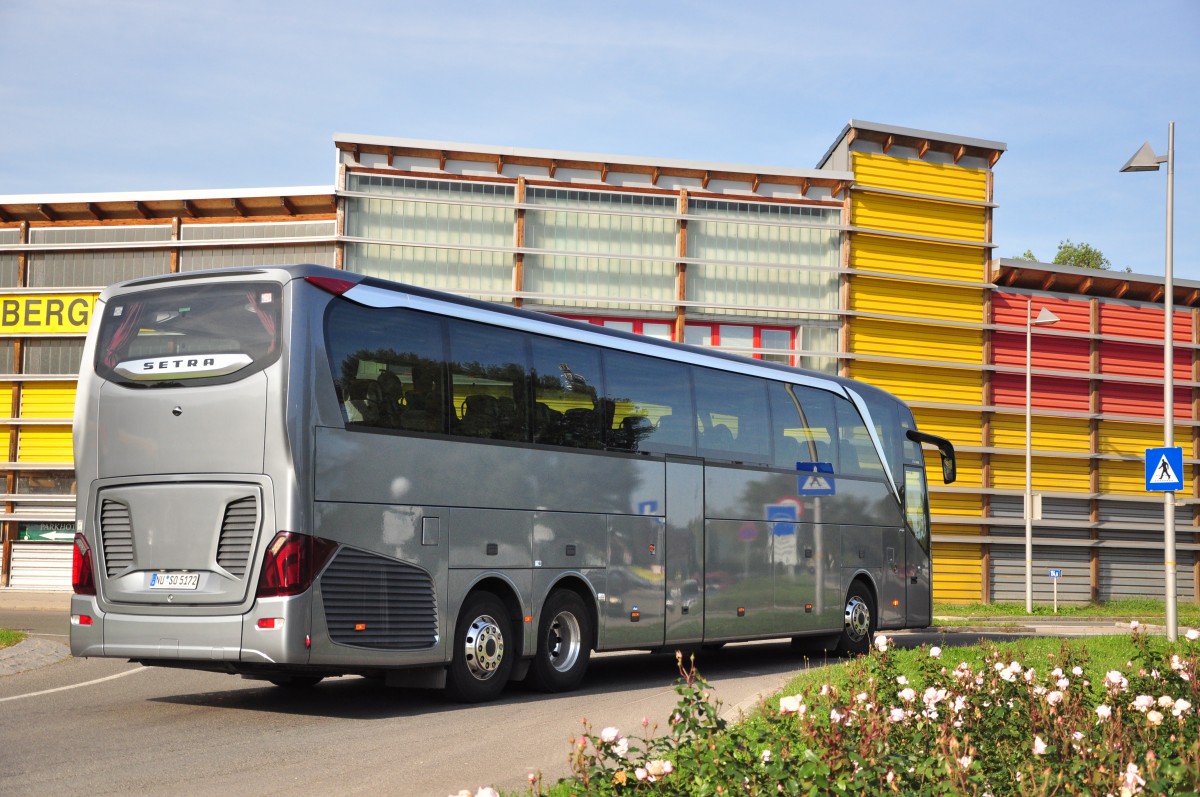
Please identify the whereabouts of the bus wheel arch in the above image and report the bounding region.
[837,577,877,657]
[446,583,520,703]
[526,578,595,693]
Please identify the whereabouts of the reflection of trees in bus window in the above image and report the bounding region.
[530,337,602,449]
[694,368,770,464]
[602,351,694,454]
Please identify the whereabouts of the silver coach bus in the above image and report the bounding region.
[70,264,955,701]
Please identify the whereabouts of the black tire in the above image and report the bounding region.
[836,581,876,657]
[446,592,514,703]
[526,590,592,692]
[267,675,324,688]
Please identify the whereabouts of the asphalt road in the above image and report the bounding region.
[0,604,1108,797]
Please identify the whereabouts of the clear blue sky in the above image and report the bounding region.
[2,1,1197,280]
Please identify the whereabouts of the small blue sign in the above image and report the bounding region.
[766,503,798,537]
[1048,569,1062,579]
[796,462,835,496]
[1146,447,1184,492]
[637,500,659,515]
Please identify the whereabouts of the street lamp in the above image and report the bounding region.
[1121,122,1177,641]
[1026,300,1059,614]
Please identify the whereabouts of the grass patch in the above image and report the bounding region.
[0,629,26,649]
[935,597,1200,627]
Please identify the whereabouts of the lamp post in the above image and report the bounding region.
[1026,300,1059,613]
[1121,122,1177,641]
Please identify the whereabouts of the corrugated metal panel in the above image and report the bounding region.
[991,331,1090,372]
[1099,341,1191,381]
[928,450,982,488]
[992,293,1091,333]
[20,382,76,418]
[990,546,1092,604]
[1100,303,1191,344]
[990,454,1090,492]
[1099,383,1191,420]
[992,373,1090,412]
[990,495,1090,522]
[852,152,989,201]
[913,408,983,449]
[1099,460,1148,495]
[931,492,983,518]
[1099,549,1196,601]
[990,415,1091,453]
[852,234,986,282]
[850,276,984,324]
[932,541,982,603]
[852,362,982,406]
[18,426,74,463]
[852,194,987,243]
[1098,499,1190,525]
[849,318,982,364]
[1099,421,1189,457]
[8,542,72,590]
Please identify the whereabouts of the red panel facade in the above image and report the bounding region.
[1099,341,1192,381]
[992,372,1090,411]
[1098,383,1192,419]
[993,330,1090,372]
[992,292,1091,333]
[1100,303,1191,345]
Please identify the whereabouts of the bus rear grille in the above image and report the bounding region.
[321,548,438,650]
[99,499,134,577]
[217,496,258,578]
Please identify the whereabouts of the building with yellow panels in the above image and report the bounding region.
[0,120,1192,605]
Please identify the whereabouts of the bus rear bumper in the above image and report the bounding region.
[68,594,310,665]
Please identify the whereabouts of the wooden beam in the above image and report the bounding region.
[599,163,609,183]
[701,171,710,189]
[917,139,930,159]
[281,196,298,216]
[181,200,197,219]
[496,155,504,174]
[133,201,151,220]
[1078,276,1094,294]
[989,150,1002,168]
[439,151,448,171]
[548,159,557,178]
[798,177,809,197]
[1150,285,1165,303]
[953,144,966,164]
[1113,281,1129,299]
[1187,288,1200,307]
[36,204,56,222]
[652,166,661,186]
[882,134,894,154]
[1039,273,1056,291]
[85,203,103,221]
[0,206,10,223]
[231,198,248,217]
[751,174,760,193]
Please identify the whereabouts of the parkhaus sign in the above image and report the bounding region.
[0,293,97,334]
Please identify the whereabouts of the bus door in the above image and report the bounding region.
[878,527,907,627]
[903,464,933,626]
[604,512,666,649]
[664,457,704,647]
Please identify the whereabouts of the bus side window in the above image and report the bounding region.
[770,383,837,470]
[602,351,694,455]
[447,320,530,443]
[530,336,603,450]
[834,397,884,477]
[694,367,770,464]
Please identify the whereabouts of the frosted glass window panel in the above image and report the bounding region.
[181,221,335,240]
[30,226,172,244]
[180,244,335,272]
[0,341,14,373]
[524,254,675,312]
[525,188,676,259]
[346,196,515,249]
[28,250,170,287]
[687,198,840,318]
[345,242,510,301]
[642,323,673,341]
[798,324,838,374]
[684,326,712,347]
[717,325,754,356]
[604,321,635,334]
[0,256,17,288]
[760,328,794,365]
[24,340,85,375]
[347,174,515,207]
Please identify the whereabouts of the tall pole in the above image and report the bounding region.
[1164,121,1177,641]
[1025,298,1034,614]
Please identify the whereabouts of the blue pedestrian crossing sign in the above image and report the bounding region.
[1146,446,1184,492]
[796,462,835,496]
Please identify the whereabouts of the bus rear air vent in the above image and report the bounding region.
[320,547,438,650]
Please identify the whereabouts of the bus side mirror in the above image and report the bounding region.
[906,429,957,485]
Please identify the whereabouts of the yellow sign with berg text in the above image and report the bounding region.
[0,294,97,335]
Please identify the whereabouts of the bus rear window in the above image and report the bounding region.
[95,282,282,386]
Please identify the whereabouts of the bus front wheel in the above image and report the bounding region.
[836,582,875,657]
[446,592,513,703]
[526,590,592,692]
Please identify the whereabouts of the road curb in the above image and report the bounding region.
[0,637,71,677]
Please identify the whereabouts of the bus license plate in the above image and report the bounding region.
[148,572,199,590]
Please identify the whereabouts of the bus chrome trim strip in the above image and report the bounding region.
[113,353,254,380]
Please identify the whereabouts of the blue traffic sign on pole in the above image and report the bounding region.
[796,462,835,496]
[1146,446,1184,492]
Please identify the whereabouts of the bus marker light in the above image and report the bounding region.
[892,600,900,607]
[257,618,283,630]
[805,604,813,613]
[355,623,367,632]
[305,635,311,649]
[524,616,532,623]
[737,607,746,617]
[629,610,640,622]
[71,614,94,626]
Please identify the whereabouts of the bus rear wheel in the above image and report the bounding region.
[446,592,513,703]
[526,590,591,692]
[836,582,875,657]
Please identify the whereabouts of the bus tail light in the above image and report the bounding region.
[256,531,337,599]
[72,533,96,596]
[305,276,356,296]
